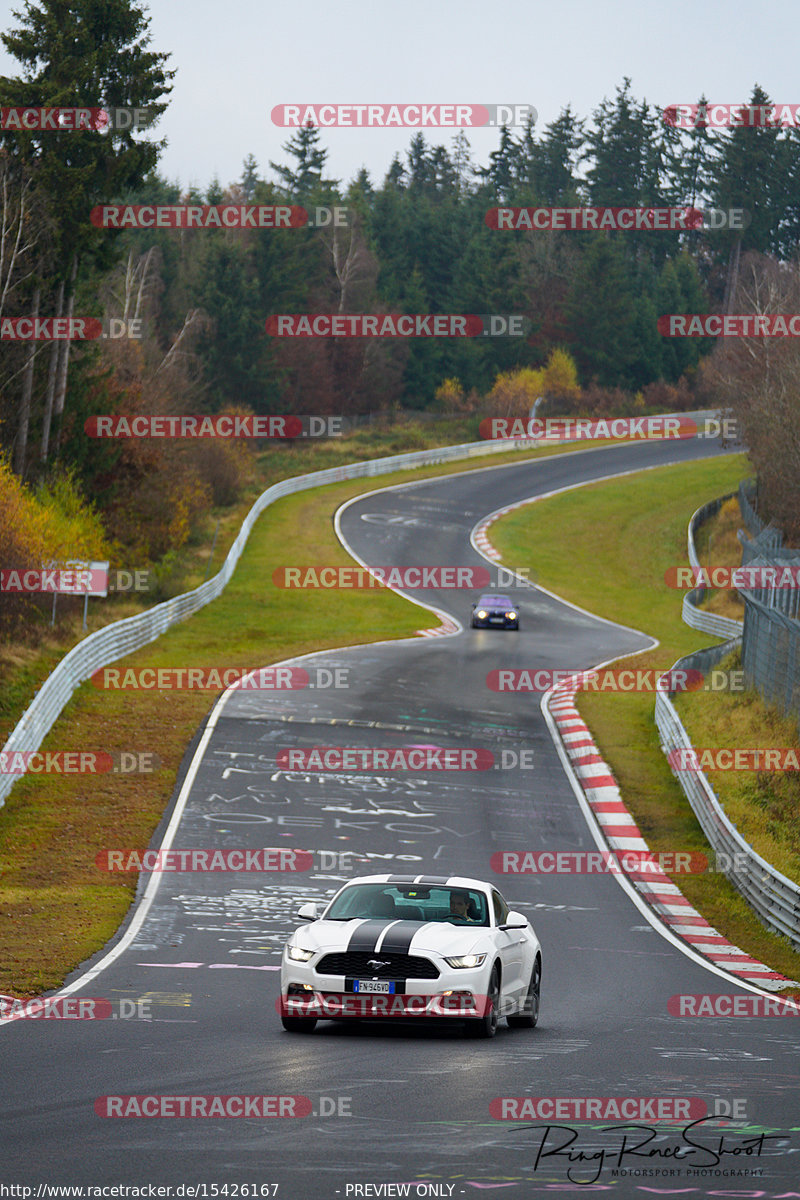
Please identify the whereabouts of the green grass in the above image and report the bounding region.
[675,646,800,880]
[488,453,800,986]
[0,420,595,745]
[0,430,611,997]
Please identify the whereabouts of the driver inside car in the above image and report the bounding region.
[449,891,478,922]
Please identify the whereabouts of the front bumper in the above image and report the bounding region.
[280,961,492,1020]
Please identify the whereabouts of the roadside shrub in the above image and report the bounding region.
[0,459,109,640]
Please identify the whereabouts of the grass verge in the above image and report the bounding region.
[0,431,627,997]
[0,420,608,746]
[487,453,800,985]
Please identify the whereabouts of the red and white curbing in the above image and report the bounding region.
[474,508,516,561]
[417,617,459,638]
[548,672,793,990]
[472,473,797,990]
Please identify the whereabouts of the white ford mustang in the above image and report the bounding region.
[279,873,542,1038]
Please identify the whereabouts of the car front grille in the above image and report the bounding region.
[315,952,440,979]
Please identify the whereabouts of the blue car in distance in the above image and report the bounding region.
[470,594,519,630]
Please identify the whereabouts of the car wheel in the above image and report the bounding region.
[507,957,540,1028]
[281,1015,318,1033]
[466,965,500,1038]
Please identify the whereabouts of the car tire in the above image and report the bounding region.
[507,957,540,1028]
[465,965,500,1038]
[281,1015,318,1033]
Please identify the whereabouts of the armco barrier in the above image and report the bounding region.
[681,495,743,640]
[0,435,540,810]
[736,483,800,723]
[656,679,800,949]
[657,496,800,949]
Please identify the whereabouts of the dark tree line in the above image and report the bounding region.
[3,5,800,541]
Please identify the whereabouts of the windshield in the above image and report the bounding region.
[324,884,489,926]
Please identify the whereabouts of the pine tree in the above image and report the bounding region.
[0,0,173,468]
[585,79,662,205]
[531,107,585,204]
[708,85,787,305]
[564,235,640,386]
[269,124,338,201]
[451,131,474,197]
[656,260,684,380]
[240,154,260,201]
[479,126,519,202]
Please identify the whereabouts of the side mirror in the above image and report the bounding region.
[500,911,528,930]
[297,902,318,920]
[471,602,477,609]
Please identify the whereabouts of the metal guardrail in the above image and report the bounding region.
[657,494,800,949]
[0,433,541,810]
[656,679,800,949]
[736,481,800,722]
[680,591,743,640]
[738,478,764,538]
[741,592,800,721]
[681,495,743,640]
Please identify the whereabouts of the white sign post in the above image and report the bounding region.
[46,560,110,630]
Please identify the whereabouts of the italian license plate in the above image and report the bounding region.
[489,616,504,623]
[354,980,394,994]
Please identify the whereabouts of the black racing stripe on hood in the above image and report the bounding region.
[376,921,425,955]
[386,875,450,885]
[346,920,393,953]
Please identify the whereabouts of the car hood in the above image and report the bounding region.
[296,919,488,956]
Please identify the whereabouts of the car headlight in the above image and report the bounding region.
[476,610,487,619]
[286,944,314,962]
[443,953,487,969]
[505,611,517,620]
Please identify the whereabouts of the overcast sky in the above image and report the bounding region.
[1,0,797,193]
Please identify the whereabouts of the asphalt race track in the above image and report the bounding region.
[3,436,798,1197]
